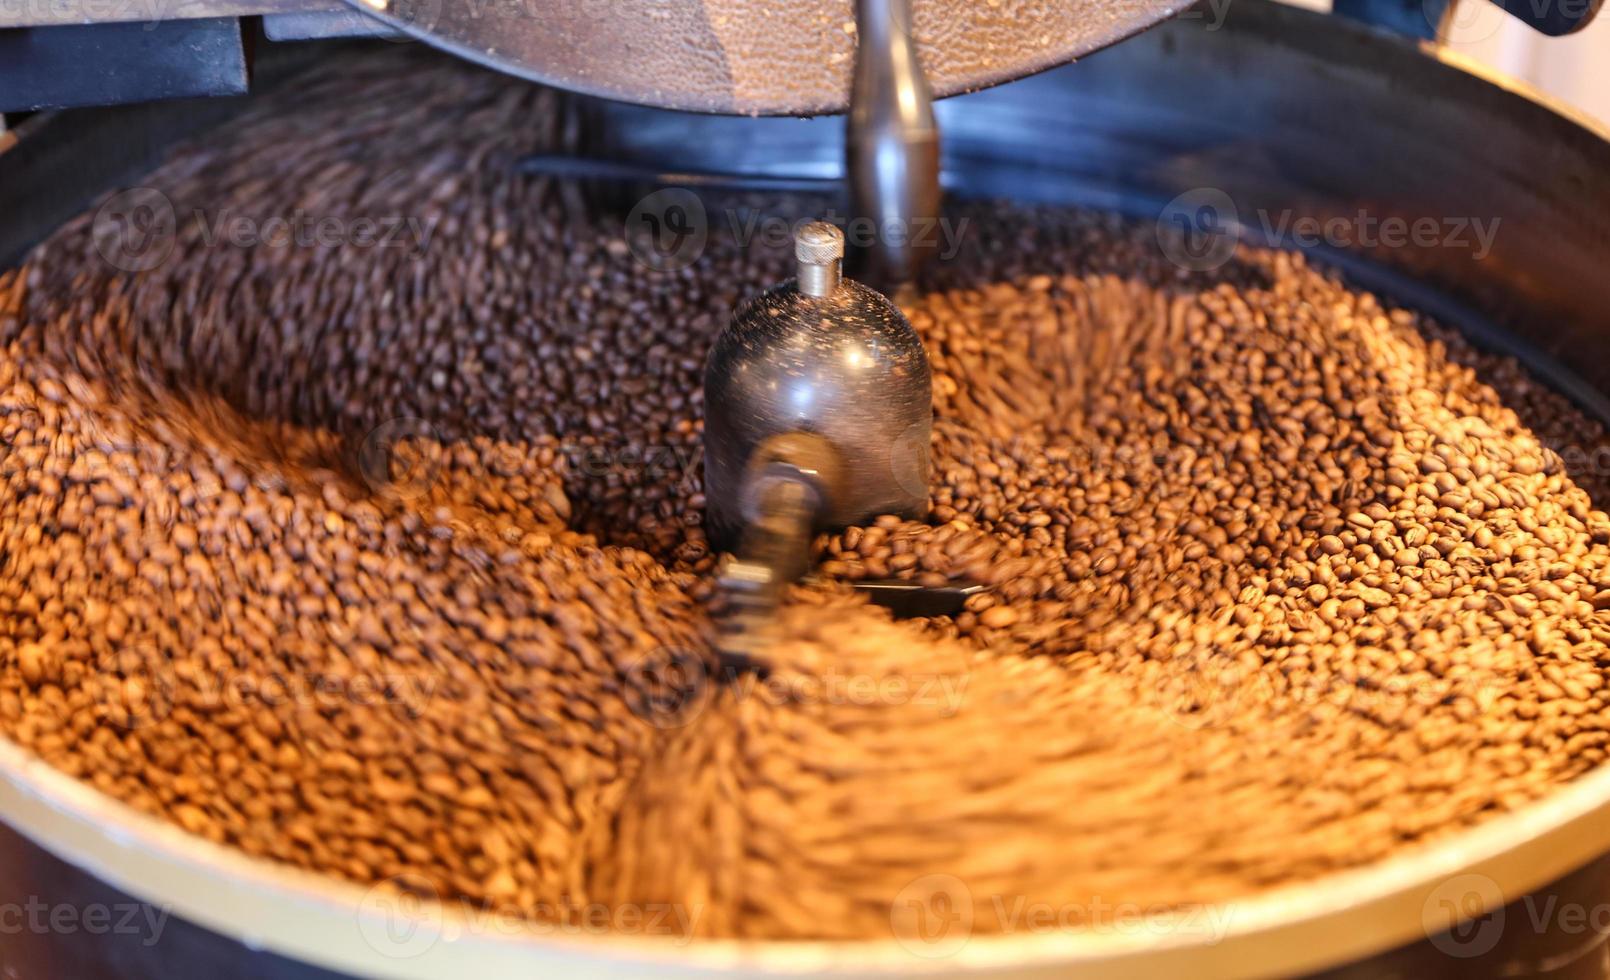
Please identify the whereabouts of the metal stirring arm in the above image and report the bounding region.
[715,434,843,662]
[716,479,816,658]
[714,429,981,661]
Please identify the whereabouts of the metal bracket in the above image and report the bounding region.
[0,18,247,112]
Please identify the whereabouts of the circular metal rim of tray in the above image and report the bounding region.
[333,0,1199,115]
[6,725,1610,979]
[7,15,1610,980]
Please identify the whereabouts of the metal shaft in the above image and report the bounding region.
[846,0,941,289]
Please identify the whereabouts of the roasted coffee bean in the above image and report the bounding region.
[1,48,1610,944]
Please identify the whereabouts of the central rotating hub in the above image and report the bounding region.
[703,222,933,555]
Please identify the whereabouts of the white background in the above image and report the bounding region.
[1284,0,1610,128]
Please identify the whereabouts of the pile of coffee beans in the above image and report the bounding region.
[3,47,1610,942]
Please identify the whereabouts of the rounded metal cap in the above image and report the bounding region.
[703,276,931,549]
